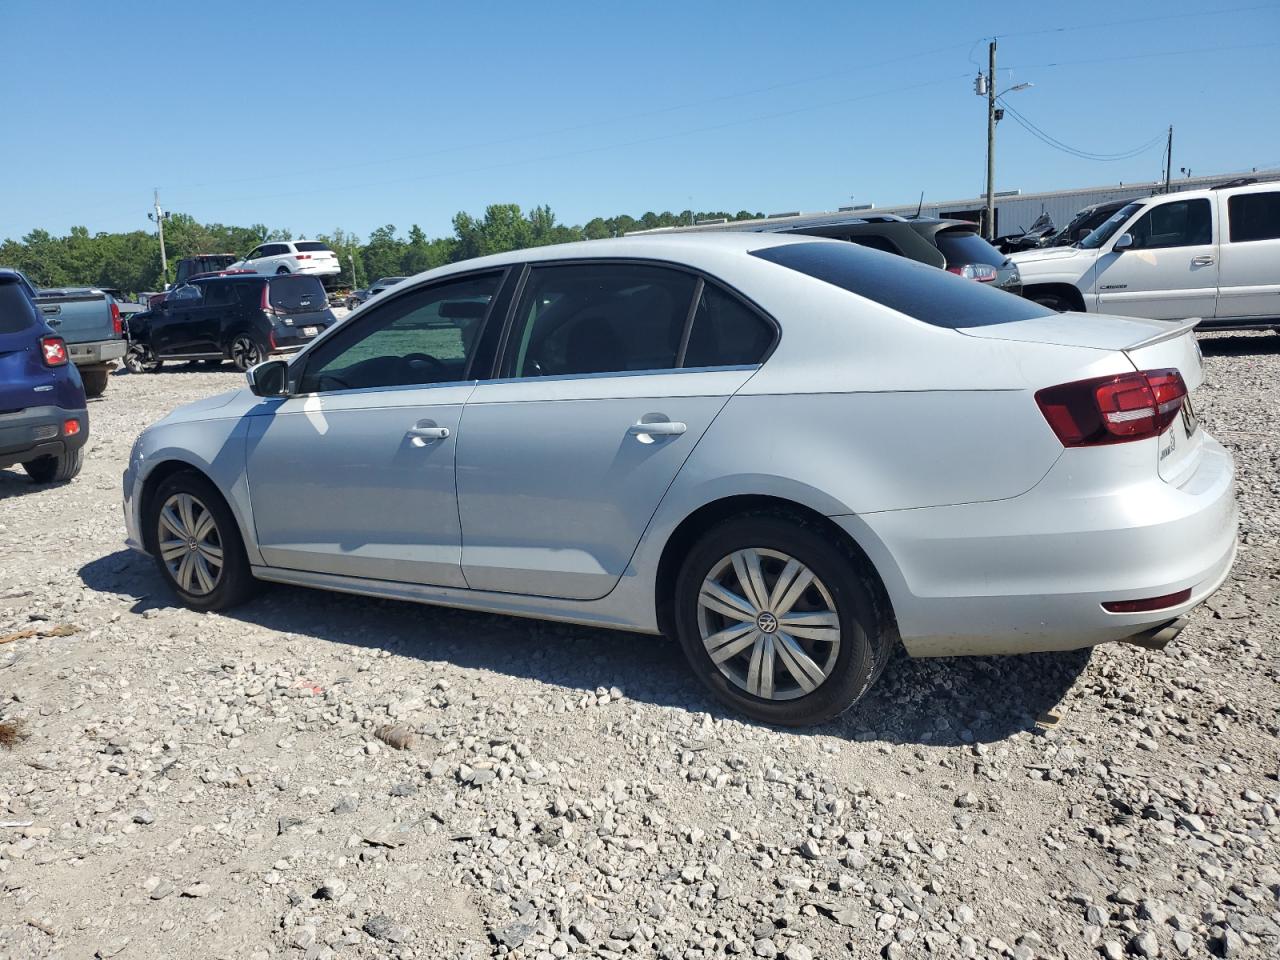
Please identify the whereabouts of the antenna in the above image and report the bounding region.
[912,191,924,219]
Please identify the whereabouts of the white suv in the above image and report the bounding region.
[230,241,341,279]
[1011,179,1280,330]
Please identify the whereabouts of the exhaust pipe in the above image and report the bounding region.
[1121,616,1188,651]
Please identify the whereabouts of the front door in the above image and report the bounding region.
[457,263,776,601]
[1092,196,1217,320]
[244,270,506,586]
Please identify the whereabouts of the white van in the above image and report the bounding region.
[1011,180,1280,329]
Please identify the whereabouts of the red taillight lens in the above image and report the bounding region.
[260,283,279,317]
[63,419,81,437]
[947,263,998,282]
[110,300,122,336]
[1036,368,1186,447]
[41,336,68,367]
[295,254,311,260]
[1102,588,1191,613]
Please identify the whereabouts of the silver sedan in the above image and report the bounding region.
[123,233,1236,725]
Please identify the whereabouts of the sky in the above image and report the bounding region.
[4,0,1279,243]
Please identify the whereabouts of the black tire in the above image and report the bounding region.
[275,266,290,275]
[673,513,896,726]
[229,333,268,371]
[124,346,162,374]
[145,469,257,611]
[23,447,84,484]
[1030,293,1075,313]
[81,367,110,398]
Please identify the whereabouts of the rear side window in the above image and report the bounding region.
[933,229,1005,267]
[294,241,330,253]
[268,276,326,313]
[198,282,237,306]
[501,264,697,378]
[1227,191,1280,243]
[750,241,1052,328]
[682,283,775,367]
[0,279,39,333]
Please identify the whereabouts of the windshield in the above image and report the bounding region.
[1078,202,1143,249]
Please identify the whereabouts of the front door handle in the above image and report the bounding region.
[1192,255,1215,266]
[406,423,450,443]
[628,419,687,438]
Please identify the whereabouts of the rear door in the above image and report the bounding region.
[1093,197,1218,320]
[456,263,775,600]
[1216,188,1280,320]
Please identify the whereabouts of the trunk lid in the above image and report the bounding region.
[958,314,1205,485]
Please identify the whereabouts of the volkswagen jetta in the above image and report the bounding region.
[122,234,1237,725]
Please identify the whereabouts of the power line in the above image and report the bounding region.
[1004,39,1280,71]
[992,2,1280,41]
[996,99,1165,162]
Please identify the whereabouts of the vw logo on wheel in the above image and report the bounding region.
[756,611,779,634]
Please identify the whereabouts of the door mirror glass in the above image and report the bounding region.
[1113,233,1134,251]
[247,358,289,397]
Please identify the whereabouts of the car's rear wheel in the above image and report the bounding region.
[23,447,83,484]
[146,471,257,611]
[275,266,290,275]
[80,368,110,398]
[124,345,162,374]
[230,334,267,371]
[674,513,894,726]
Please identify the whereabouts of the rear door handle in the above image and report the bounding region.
[628,419,687,438]
[406,424,450,443]
[1192,255,1215,266]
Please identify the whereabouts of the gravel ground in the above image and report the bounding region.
[1,332,1277,960]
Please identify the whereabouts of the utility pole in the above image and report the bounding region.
[149,189,170,286]
[984,39,997,241]
[1163,126,1173,194]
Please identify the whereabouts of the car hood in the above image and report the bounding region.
[156,387,257,425]
[1008,246,1094,266]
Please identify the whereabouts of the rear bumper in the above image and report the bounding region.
[0,405,89,469]
[840,434,1238,656]
[68,339,125,366]
[294,263,341,278]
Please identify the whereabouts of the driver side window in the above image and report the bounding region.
[1128,199,1212,250]
[299,272,502,393]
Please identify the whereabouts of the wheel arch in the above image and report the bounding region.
[653,494,898,641]
[1023,282,1087,312]
[138,457,256,560]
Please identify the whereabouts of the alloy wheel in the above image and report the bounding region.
[697,548,841,701]
[157,492,223,595]
[231,336,262,370]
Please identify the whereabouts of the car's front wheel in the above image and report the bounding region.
[124,345,162,374]
[674,513,895,726]
[229,334,267,371]
[146,471,257,611]
[276,266,290,275]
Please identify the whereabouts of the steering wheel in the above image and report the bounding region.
[404,352,445,371]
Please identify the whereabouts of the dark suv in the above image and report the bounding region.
[125,274,337,373]
[0,269,88,484]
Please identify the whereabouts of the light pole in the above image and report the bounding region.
[975,41,1032,240]
[147,189,172,286]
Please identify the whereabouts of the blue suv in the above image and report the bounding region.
[0,269,88,483]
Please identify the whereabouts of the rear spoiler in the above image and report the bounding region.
[1124,318,1200,351]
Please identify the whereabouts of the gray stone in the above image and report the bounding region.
[362,915,409,943]
[1129,931,1160,958]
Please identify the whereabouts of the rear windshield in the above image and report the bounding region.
[293,241,331,253]
[933,229,1006,267]
[750,241,1052,328]
[268,275,327,312]
[0,278,39,333]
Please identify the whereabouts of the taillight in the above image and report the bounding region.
[1036,368,1187,446]
[947,263,998,282]
[260,284,280,317]
[63,419,81,437]
[110,300,122,336]
[295,254,311,260]
[41,336,68,367]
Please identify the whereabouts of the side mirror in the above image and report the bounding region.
[1113,233,1134,251]
[247,358,289,397]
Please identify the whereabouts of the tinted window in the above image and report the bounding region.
[167,284,202,304]
[266,244,291,257]
[1227,191,1280,243]
[934,229,1005,267]
[301,273,501,393]
[1127,199,1212,250]
[502,264,697,378]
[845,235,902,255]
[244,247,265,261]
[682,283,775,367]
[294,241,330,253]
[750,241,1052,328]
[268,275,327,313]
[198,282,237,306]
[0,278,38,333]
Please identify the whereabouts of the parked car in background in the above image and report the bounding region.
[344,276,407,310]
[31,286,125,397]
[122,233,1234,726]
[99,288,148,322]
[0,269,88,483]
[641,214,1022,295]
[1046,199,1134,248]
[174,255,238,287]
[124,273,336,373]
[1012,180,1280,328]
[995,211,1056,254]
[229,241,341,281]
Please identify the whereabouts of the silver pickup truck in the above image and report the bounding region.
[32,287,126,397]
